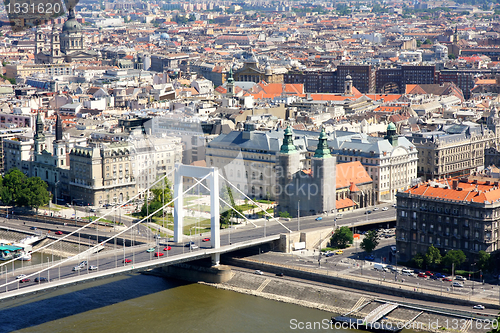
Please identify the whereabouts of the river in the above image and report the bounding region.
[0,272,352,333]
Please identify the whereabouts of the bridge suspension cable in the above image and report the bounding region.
[218,174,291,233]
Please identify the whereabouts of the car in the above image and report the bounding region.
[336,213,343,219]
[276,272,284,277]
[402,270,414,276]
[34,277,49,283]
[390,246,397,253]
[473,305,485,310]
[19,278,30,283]
[89,208,96,213]
[184,242,195,247]
[452,282,464,288]
[72,266,82,271]
[455,275,467,281]
[103,204,112,208]
[254,270,264,275]
[364,255,375,261]
[373,207,379,211]
[417,272,427,278]
[190,244,198,250]
[334,250,343,255]
[16,274,27,280]
[30,227,37,230]
[435,273,445,278]
[88,265,98,271]
[154,252,164,257]
[365,210,372,214]
[442,277,453,282]
[315,217,323,221]
[392,204,397,208]
[382,207,388,211]
[202,238,210,242]
[79,261,87,267]
[123,259,132,264]
[146,248,155,253]
[163,246,171,251]
[430,275,440,280]
[326,253,335,257]
[55,231,63,235]
[425,271,433,276]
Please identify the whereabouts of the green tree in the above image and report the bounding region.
[17,177,50,214]
[279,211,291,218]
[150,178,172,204]
[360,230,379,253]
[2,168,27,205]
[442,250,466,269]
[423,38,432,45]
[424,245,442,268]
[448,54,457,59]
[477,250,491,272]
[140,200,163,218]
[416,40,423,47]
[331,226,353,249]
[413,253,425,269]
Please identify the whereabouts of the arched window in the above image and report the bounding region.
[237,170,240,178]
[260,173,263,180]
[229,169,233,177]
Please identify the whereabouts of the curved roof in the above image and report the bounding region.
[62,9,82,34]
[387,122,396,131]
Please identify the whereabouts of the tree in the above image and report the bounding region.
[1,169,27,205]
[17,177,50,214]
[140,201,163,218]
[416,40,422,47]
[424,245,442,268]
[477,251,491,272]
[150,178,172,204]
[442,250,466,269]
[448,54,457,59]
[413,253,425,269]
[360,230,379,253]
[331,226,353,249]
[423,38,432,45]
[279,211,291,218]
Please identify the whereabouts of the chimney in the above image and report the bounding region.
[452,180,458,190]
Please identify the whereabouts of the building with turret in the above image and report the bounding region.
[276,127,337,217]
[35,8,99,64]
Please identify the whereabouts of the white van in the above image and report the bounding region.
[374,263,387,272]
[401,269,414,276]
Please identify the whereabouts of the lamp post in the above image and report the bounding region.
[471,262,476,296]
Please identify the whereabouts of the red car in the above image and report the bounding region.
[442,277,453,282]
[202,238,210,242]
[122,259,132,264]
[163,246,171,251]
[55,231,63,235]
[417,272,427,278]
[425,271,433,276]
[19,278,30,283]
[154,252,164,257]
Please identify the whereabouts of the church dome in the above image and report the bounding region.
[62,9,82,34]
[346,74,352,80]
[387,122,396,131]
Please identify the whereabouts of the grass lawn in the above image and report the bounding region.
[41,205,62,212]
[235,204,257,211]
[256,199,274,204]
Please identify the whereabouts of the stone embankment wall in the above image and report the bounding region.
[202,269,491,333]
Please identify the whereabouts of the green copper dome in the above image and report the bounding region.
[314,128,331,158]
[280,126,297,154]
[387,122,396,131]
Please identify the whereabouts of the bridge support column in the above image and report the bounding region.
[211,253,220,266]
[173,170,184,243]
[210,168,220,250]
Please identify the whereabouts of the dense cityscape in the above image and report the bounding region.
[0,0,499,332]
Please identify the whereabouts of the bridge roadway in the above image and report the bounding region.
[0,206,396,300]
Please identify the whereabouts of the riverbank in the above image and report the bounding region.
[201,268,493,333]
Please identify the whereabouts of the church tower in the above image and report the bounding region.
[277,126,300,217]
[344,74,353,95]
[34,111,45,153]
[226,66,235,97]
[384,122,399,147]
[53,113,66,167]
[35,31,44,64]
[310,128,336,215]
[60,7,84,55]
[50,31,62,63]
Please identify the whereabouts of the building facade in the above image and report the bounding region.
[396,178,500,261]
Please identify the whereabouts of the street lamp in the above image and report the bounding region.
[471,262,477,296]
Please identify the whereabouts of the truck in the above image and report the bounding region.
[373,263,388,272]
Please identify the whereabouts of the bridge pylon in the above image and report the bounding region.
[173,164,220,264]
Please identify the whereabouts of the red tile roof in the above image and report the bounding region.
[337,161,372,189]
[336,198,355,209]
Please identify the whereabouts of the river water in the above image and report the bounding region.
[0,272,354,333]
